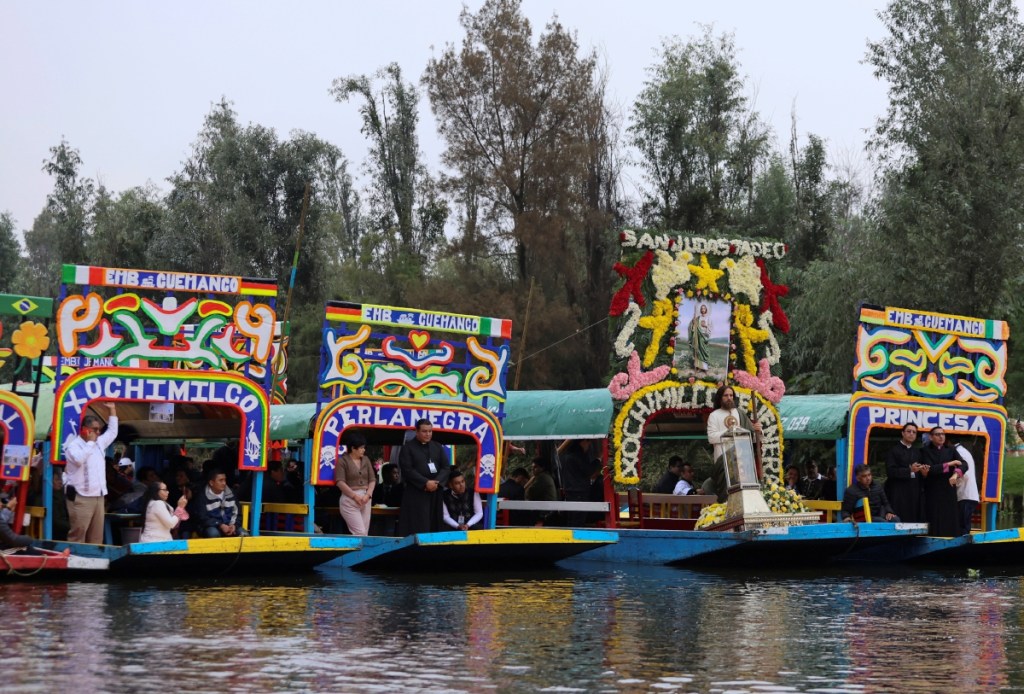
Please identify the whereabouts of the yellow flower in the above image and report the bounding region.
[12,321,50,359]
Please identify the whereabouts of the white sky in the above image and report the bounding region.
[1,0,890,237]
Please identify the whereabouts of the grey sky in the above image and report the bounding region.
[1,1,888,237]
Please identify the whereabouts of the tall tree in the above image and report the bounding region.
[89,185,164,270]
[866,0,1024,317]
[332,63,447,303]
[631,28,771,232]
[423,0,621,388]
[0,212,24,293]
[23,139,95,294]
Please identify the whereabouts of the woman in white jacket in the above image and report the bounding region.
[140,480,189,542]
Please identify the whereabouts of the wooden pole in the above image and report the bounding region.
[271,182,310,403]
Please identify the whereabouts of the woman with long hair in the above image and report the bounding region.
[139,480,189,542]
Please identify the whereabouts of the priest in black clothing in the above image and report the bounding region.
[920,427,965,536]
[398,419,451,535]
[653,456,685,494]
[884,423,924,522]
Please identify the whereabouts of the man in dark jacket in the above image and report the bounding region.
[191,470,244,537]
[842,465,899,522]
[653,456,685,494]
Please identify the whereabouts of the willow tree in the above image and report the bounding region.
[423,0,622,388]
[631,28,771,233]
[332,63,448,303]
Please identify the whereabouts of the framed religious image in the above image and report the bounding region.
[674,296,732,382]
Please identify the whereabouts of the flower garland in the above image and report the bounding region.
[620,229,788,260]
[637,297,674,367]
[609,350,671,401]
[758,309,781,366]
[733,304,771,373]
[651,249,692,299]
[687,254,725,294]
[756,258,790,333]
[719,254,762,305]
[611,380,783,483]
[609,251,654,316]
[613,302,642,359]
[732,358,786,403]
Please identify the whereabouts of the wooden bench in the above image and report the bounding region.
[804,499,871,523]
[260,503,309,533]
[496,500,611,526]
[24,506,45,539]
[617,491,716,530]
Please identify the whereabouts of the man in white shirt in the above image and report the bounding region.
[672,463,697,495]
[954,440,979,536]
[62,402,118,544]
[704,385,762,501]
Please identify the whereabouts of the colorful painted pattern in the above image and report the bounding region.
[0,392,36,482]
[312,394,503,493]
[51,368,270,471]
[853,306,1008,403]
[847,393,1006,502]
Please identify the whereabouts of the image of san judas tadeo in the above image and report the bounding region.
[674,297,731,382]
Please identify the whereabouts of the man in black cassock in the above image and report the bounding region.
[884,423,923,522]
[398,419,450,535]
[920,427,966,537]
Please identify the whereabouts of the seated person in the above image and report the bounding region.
[372,463,405,507]
[441,469,483,531]
[262,460,302,505]
[109,462,148,513]
[139,481,189,542]
[798,461,827,500]
[784,464,800,492]
[672,463,698,495]
[167,467,196,509]
[0,493,40,553]
[823,465,839,501]
[190,469,245,538]
[842,464,899,522]
[524,457,558,526]
[498,467,530,526]
[498,467,529,500]
[654,456,685,494]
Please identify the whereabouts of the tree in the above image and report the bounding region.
[424,0,622,388]
[89,185,164,269]
[0,213,23,293]
[631,28,771,233]
[332,63,447,303]
[22,139,95,295]
[866,0,1024,317]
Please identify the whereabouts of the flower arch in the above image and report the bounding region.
[610,380,783,485]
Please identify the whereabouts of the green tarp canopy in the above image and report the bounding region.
[20,386,848,443]
[778,393,851,440]
[501,388,613,441]
[269,402,318,440]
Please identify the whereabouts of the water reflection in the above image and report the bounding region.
[1,565,1023,692]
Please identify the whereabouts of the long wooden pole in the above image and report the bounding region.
[513,276,535,391]
[271,182,310,403]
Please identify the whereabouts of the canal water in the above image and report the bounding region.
[1,561,1021,692]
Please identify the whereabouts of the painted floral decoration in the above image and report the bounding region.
[12,321,50,359]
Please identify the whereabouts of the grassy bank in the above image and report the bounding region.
[1002,455,1024,496]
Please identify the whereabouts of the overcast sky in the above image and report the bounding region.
[1,0,890,238]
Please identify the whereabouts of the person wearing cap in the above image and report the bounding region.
[62,402,118,544]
